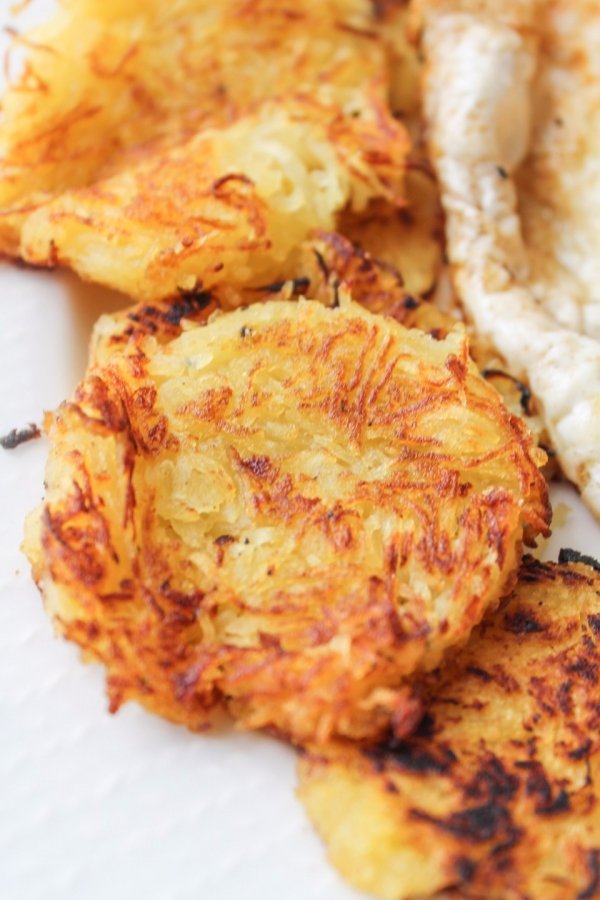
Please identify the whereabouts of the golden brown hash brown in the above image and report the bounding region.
[1,0,411,300]
[298,556,600,899]
[19,97,407,302]
[0,0,398,217]
[24,297,550,745]
[81,224,553,466]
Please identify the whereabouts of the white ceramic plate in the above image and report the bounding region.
[1,6,599,900]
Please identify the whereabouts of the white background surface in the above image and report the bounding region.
[1,4,599,900]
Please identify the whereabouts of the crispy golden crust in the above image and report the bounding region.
[24,298,549,744]
[82,227,554,470]
[0,0,395,218]
[81,226,445,351]
[298,556,600,899]
[19,96,408,301]
[1,0,410,299]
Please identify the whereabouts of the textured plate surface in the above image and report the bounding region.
[1,4,599,900]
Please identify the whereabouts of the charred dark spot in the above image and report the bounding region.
[559,548,600,572]
[466,665,493,682]
[503,608,546,634]
[578,849,600,900]
[492,666,519,693]
[454,856,476,883]
[332,279,341,308]
[164,291,212,325]
[529,675,558,716]
[566,656,598,684]
[491,831,522,858]
[557,680,573,715]
[128,294,213,332]
[482,368,532,414]
[564,570,593,586]
[496,165,508,179]
[313,248,330,278]
[569,740,593,761]
[160,581,205,610]
[588,615,600,637]
[240,325,253,338]
[214,534,235,546]
[411,802,512,843]
[414,712,436,738]
[253,276,310,295]
[538,789,571,815]
[364,738,455,776]
[467,755,518,802]
[127,309,158,333]
[522,762,570,815]
[519,556,557,583]
[403,294,419,309]
[0,422,41,449]
[428,328,446,341]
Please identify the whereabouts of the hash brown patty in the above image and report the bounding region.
[24,296,549,744]
[298,556,600,898]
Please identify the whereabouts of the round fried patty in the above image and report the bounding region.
[298,556,600,898]
[24,296,549,743]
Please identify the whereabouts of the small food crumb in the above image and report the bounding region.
[0,422,41,449]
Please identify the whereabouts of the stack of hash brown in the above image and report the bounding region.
[3,1,598,897]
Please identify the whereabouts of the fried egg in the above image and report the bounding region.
[421,0,600,518]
